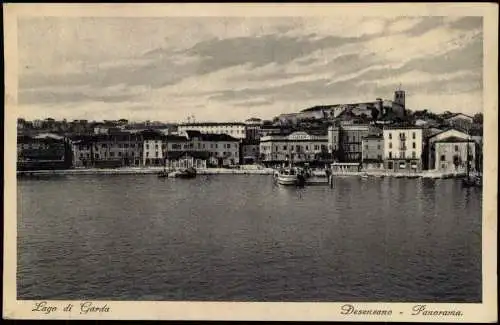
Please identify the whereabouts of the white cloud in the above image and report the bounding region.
[16,16,484,121]
[387,17,423,33]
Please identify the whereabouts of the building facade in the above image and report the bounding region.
[361,135,384,170]
[443,113,474,132]
[383,126,423,172]
[328,124,381,162]
[241,139,260,164]
[244,118,263,140]
[433,137,476,172]
[426,128,471,170]
[17,134,72,171]
[177,122,247,139]
[72,133,144,168]
[260,131,329,166]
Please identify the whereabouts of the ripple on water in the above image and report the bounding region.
[17,175,482,302]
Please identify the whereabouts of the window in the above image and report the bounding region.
[118,152,122,157]
[215,144,218,149]
[401,151,406,159]
[95,154,99,159]
[146,144,150,150]
[283,145,287,150]
[455,145,459,152]
[146,152,149,157]
[377,154,382,160]
[389,143,392,149]
[412,151,416,159]
[305,146,309,150]
[377,144,381,150]
[124,144,129,148]
[440,155,445,161]
[412,142,416,149]
[131,152,134,157]
[365,145,368,150]
[412,132,416,139]
[389,152,392,159]
[314,145,319,150]
[101,144,107,148]
[389,133,392,139]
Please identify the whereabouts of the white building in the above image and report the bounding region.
[143,138,165,166]
[177,122,247,139]
[382,126,423,172]
[260,131,329,166]
[426,128,472,170]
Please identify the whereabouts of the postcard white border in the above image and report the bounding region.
[3,3,498,322]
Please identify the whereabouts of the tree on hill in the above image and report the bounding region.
[473,113,483,124]
[370,107,380,120]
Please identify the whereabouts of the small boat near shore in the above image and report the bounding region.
[275,167,306,186]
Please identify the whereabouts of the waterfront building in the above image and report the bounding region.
[183,131,240,167]
[72,132,144,168]
[327,126,340,156]
[17,133,72,171]
[328,124,381,162]
[142,130,166,166]
[260,130,329,167]
[361,135,384,170]
[383,126,423,172]
[433,137,476,172]
[71,136,94,167]
[425,128,471,170]
[177,122,247,139]
[241,139,260,164]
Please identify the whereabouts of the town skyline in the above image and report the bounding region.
[18,16,483,122]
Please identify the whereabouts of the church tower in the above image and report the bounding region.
[394,85,405,108]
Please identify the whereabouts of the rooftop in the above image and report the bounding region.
[435,136,476,143]
[179,122,246,127]
[383,125,424,130]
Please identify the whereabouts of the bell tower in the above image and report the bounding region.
[394,84,405,108]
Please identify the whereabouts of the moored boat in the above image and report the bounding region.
[276,167,306,186]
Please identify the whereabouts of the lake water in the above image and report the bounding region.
[17,174,482,302]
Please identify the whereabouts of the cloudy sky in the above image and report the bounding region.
[18,16,483,122]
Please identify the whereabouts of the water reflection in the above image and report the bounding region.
[17,175,482,302]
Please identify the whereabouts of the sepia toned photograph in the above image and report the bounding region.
[3,3,497,322]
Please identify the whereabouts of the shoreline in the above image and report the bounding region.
[16,167,472,179]
[17,167,276,176]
